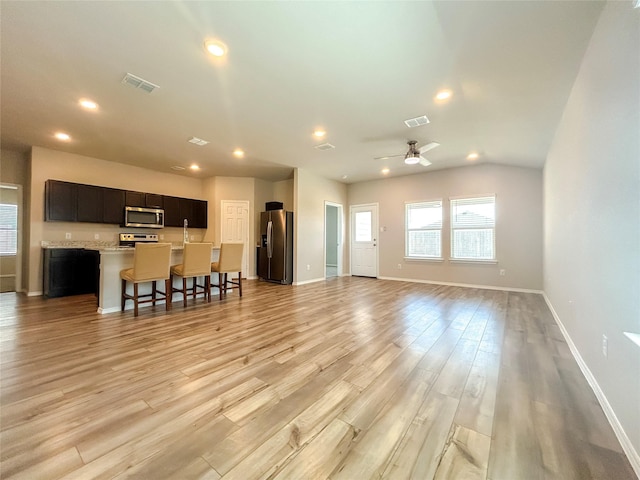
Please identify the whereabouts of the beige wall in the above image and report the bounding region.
[544,1,639,463]
[28,147,207,294]
[294,168,348,283]
[273,179,294,211]
[0,149,29,185]
[348,164,543,290]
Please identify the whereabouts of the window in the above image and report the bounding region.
[355,211,372,242]
[0,204,18,256]
[451,195,495,261]
[405,200,442,258]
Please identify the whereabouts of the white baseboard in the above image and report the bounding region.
[294,277,325,286]
[543,293,640,478]
[377,275,543,294]
[27,290,43,297]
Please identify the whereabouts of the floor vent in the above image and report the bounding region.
[121,73,160,93]
[404,115,430,128]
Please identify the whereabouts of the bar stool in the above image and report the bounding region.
[211,242,244,300]
[170,242,213,307]
[120,243,172,317]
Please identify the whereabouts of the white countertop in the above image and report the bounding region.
[41,241,217,252]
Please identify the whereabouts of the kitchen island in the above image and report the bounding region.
[43,242,220,314]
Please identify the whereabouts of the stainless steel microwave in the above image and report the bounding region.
[124,206,164,228]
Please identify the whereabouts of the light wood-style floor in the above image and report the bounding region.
[0,277,635,479]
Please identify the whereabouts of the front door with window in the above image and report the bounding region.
[350,204,378,277]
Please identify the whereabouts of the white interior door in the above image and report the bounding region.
[221,200,249,277]
[350,204,378,277]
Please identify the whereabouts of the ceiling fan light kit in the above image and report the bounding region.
[404,153,420,165]
[376,139,440,170]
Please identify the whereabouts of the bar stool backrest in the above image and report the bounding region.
[132,243,172,282]
[182,243,213,277]
[218,243,244,273]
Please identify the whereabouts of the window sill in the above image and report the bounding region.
[404,257,444,263]
[449,258,497,264]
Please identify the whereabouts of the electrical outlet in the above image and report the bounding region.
[65,232,72,239]
[499,269,506,276]
[602,335,608,358]
[397,263,402,269]
[94,233,100,240]
[190,235,195,241]
[306,264,310,271]
[159,234,164,240]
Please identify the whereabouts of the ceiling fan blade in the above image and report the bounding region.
[373,153,404,160]
[419,142,440,154]
[419,156,432,166]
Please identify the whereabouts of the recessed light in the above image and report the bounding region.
[204,40,227,57]
[79,99,98,110]
[233,149,245,158]
[313,130,326,138]
[381,168,390,175]
[54,132,71,141]
[171,165,186,171]
[467,152,479,160]
[435,89,453,101]
[341,175,348,179]
[190,164,200,171]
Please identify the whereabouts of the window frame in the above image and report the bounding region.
[404,199,443,260]
[449,194,496,263]
[0,203,18,256]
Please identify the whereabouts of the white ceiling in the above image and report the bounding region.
[1,1,604,184]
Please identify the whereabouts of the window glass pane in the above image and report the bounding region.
[408,230,441,258]
[405,200,442,258]
[451,197,495,228]
[355,211,372,242]
[451,196,496,260]
[452,229,494,259]
[408,202,442,229]
[0,204,18,255]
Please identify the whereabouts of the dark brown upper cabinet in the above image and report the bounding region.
[46,180,206,228]
[103,188,125,224]
[76,184,103,223]
[163,195,181,227]
[125,191,164,209]
[45,180,77,222]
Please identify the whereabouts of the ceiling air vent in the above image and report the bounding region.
[121,73,160,93]
[314,143,335,151]
[404,115,430,128]
[188,137,209,146]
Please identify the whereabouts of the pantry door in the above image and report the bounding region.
[221,200,249,277]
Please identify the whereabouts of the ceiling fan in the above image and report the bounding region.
[374,140,440,166]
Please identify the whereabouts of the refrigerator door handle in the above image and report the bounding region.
[267,220,273,258]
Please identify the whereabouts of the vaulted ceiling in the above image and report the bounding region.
[1,1,604,183]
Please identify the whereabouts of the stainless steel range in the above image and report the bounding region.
[119,233,159,247]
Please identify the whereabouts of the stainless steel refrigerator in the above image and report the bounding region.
[258,209,293,284]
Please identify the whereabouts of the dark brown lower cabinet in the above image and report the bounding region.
[43,249,99,298]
